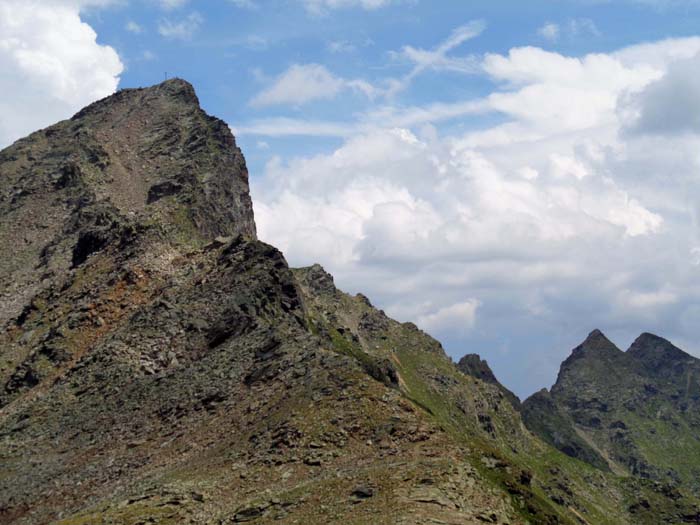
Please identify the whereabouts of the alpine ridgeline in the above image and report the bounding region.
[523,330,700,496]
[1,80,699,525]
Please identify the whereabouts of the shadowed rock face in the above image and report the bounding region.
[457,354,520,409]
[2,80,700,525]
[521,388,611,472]
[628,332,695,376]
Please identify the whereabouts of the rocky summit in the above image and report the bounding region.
[2,79,700,525]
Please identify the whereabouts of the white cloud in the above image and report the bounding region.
[159,0,188,9]
[388,20,485,96]
[328,40,356,53]
[158,12,203,40]
[47,0,121,7]
[622,54,700,135]
[569,18,601,38]
[234,118,355,137]
[613,36,700,68]
[251,34,700,396]
[244,35,268,50]
[417,300,481,335]
[250,63,376,107]
[247,21,483,110]
[0,0,123,148]
[481,46,655,132]
[618,289,678,309]
[302,0,394,15]
[125,20,143,33]
[229,0,259,8]
[538,23,560,41]
[538,19,601,42]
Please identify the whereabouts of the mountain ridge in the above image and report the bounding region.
[523,328,700,492]
[2,79,700,524]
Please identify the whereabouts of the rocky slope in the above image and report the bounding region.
[457,354,520,409]
[523,329,700,492]
[1,79,699,525]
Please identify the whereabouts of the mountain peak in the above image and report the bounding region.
[22,78,254,240]
[457,353,521,407]
[154,77,199,101]
[0,79,255,326]
[569,329,621,360]
[457,354,499,383]
[552,329,624,394]
[71,78,200,121]
[627,332,690,368]
[629,332,674,349]
[295,263,336,294]
[584,328,607,343]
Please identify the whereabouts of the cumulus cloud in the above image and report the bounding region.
[0,0,123,148]
[250,64,376,107]
[622,54,700,135]
[251,35,700,397]
[417,300,481,335]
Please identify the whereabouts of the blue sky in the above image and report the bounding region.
[5,0,700,398]
[83,1,700,176]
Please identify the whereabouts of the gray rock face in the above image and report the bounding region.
[0,78,255,328]
[457,354,520,408]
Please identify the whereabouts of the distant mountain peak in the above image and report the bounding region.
[551,329,625,404]
[457,353,520,408]
[627,332,691,368]
[564,328,622,364]
[629,332,677,352]
[583,328,613,346]
[527,326,700,490]
[457,353,498,383]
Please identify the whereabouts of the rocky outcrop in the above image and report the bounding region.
[457,354,520,409]
[0,78,255,329]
